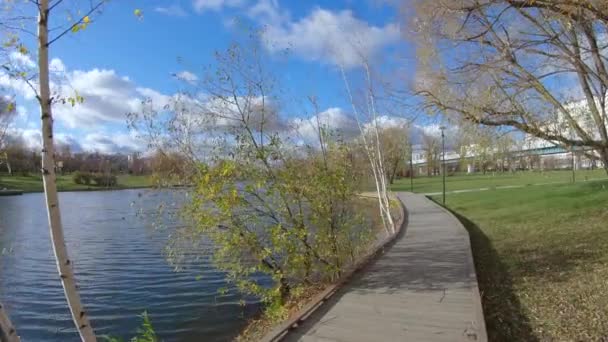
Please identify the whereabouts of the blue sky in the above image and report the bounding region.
[2,0,425,153]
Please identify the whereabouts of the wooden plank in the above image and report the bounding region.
[283,193,487,342]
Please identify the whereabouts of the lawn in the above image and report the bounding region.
[0,173,153,192]
[391,169,608,194]
[431,181,608,341]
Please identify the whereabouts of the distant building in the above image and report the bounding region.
[411,136,604,175]
[411,98,607,174]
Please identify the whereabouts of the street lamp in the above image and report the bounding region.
[571,147,576,183]
[409,142,414,192]
[440,125,446,205]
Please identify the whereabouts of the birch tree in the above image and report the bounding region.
[410,0,608,174]
[0,96,16,175]
[37,1,100,339]
[1,1,109,340]
[0,97,15,150]
[341,62,396,236]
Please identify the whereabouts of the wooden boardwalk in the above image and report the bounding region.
[284,192,487,342]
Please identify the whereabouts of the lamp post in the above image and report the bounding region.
[409,142,414,192]
[440,126,446,205]
[571,147,576,183]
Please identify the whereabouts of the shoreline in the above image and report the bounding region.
[0,185,155,196]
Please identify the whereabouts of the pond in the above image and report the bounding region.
[0,189,260,341]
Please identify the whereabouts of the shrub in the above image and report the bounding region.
[72,171,91,185]
[92,174,117,187]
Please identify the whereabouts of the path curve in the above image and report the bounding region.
[283,192,487,342]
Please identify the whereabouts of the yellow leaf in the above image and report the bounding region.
[134,9,142,17]
[71,25,80,33]
[18,45,28,55]
[83,16,90,24]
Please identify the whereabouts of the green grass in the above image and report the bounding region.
[432,180,608,341]
[391,169,608,194]
[0,173,153,192]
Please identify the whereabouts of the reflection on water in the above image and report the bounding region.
[0,189,261,341]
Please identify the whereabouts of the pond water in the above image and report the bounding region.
[0,189,260,341]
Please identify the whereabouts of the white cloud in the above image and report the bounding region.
[174,70,199,85]
[8,52,36,69]
[82,131,144,154]
[5,128,63,152]
[155,4,188,17]
[365,115,410,131]
[0,74,36,100]
[290,107,360,145]
[51,68,170,128]
[7,127,143,154]
[201,95,285,131]
[16,105,27,117]
[289,109,437,147]
[49,58,66,74]
[0,53,38,100]
[1,56,170,154]
[193,0,246,12]
[248,0,288,25]
[19,128,42,150]
[1,55,172,127]
[416,123,443,138]
[259,7,400,68]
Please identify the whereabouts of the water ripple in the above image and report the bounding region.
[0,189,262,342]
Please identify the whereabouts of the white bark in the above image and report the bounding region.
[0,302,20,342]
[363,63,395,233]
[340,65,395,236]
[5,156,11,176]
[37,1,96,341]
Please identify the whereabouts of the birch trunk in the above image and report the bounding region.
[364,63,395,234]
[340,65,394,236]
[2,152,11,176]
[0,302,20,342]
[37,1,96,341]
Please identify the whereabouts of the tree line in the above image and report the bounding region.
[0,138,149,177]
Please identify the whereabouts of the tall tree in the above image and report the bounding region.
[37,1,99,340]
[421,132,440,176]
[469,126,498,174]
[0,96,16,175]
[2,1,108,340]
[0,97,15,150]
[410,0,608,174]
[378,126,410,184]
[341,61,396,235]
[452,124,474,172]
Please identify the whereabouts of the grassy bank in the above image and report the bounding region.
[391,169,607,194]
[432,181,608,341]
[0,173,153,192]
